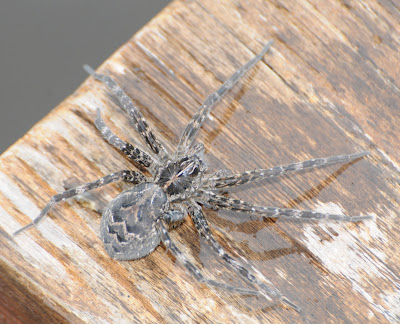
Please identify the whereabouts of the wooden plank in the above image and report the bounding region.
[1,0,399,322]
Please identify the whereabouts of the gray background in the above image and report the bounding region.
[0,0,168,154]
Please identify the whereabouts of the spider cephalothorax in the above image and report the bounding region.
[13,40,372,311]
[154,145,207,197]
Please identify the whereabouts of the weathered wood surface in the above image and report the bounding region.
[1,0,400,323]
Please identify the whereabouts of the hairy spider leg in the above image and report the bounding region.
[203,151,369,189]
[188,203,300,311]
[175,40,274,158]
[156,220,260,296]
[201,191,374,222]
[95,108,155,168]
[83,65,169,161]
[13,170,146,236]
[162,205,187,222]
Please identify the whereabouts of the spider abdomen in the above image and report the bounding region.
[100,182,168,260]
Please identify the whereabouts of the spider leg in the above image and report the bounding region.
[163,209,186,222]
[175,40,273,158]
[13,170,146,236]
[203,151,369,189]
[162,204,187,222]
[188,202,300,311]
[156,220,260,296]
[95,108,156,168]
[84,65,169,160]
[201,191,373,222]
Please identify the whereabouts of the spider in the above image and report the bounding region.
[13,40,372,312]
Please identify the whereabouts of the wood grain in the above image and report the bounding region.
[1,0,399,322]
